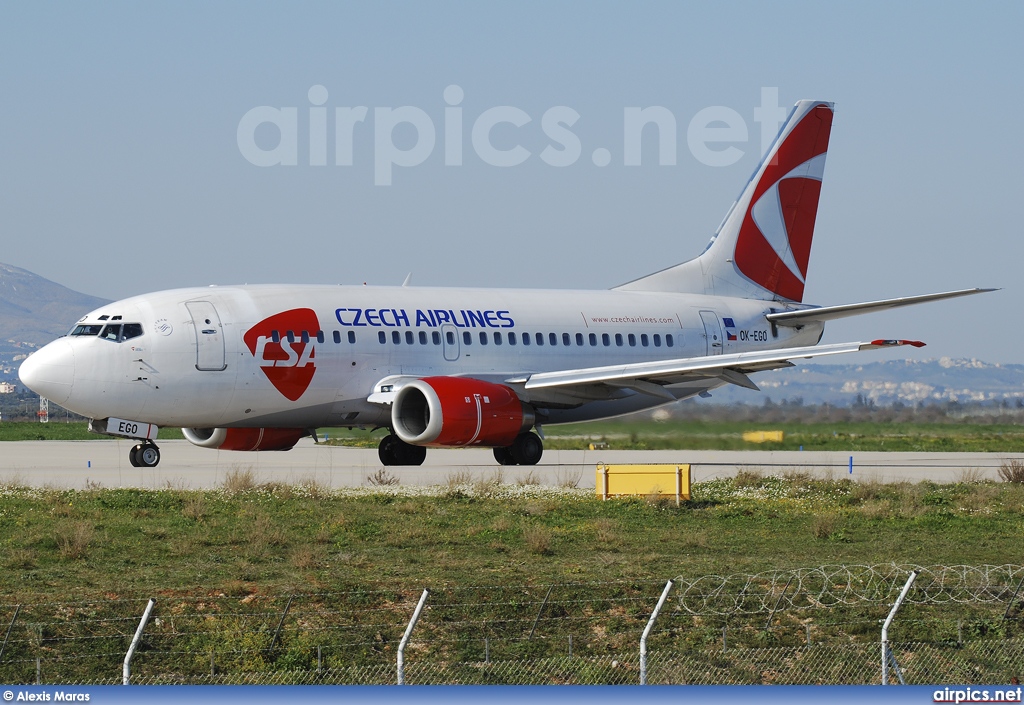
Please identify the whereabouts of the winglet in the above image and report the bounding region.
[863,339,926,350]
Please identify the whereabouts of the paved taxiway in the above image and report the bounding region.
[0,439,1019,489]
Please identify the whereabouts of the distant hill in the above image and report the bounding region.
[702,357,1024,407]
[0,263,109,373]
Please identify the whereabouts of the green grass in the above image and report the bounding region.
[1,473,1022,683]
[1,473,1021,602]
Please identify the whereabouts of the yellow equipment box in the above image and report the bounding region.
[596,463,691,504]
[742,430,784,443]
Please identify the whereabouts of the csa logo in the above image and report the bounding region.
[243,308,319,401]
[734,103,833,303]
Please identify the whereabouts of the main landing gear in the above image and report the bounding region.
[129,441,161,468]
[493,432,543,466]
[378,434,427,466]
[376,432,544,466]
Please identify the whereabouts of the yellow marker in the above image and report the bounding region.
[596,464,691,505]
[742,430,784,443]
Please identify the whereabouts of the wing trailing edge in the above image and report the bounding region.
[519,339,925,394]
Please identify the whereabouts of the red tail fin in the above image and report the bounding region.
[616,100,834,303]
[733,102,833,302]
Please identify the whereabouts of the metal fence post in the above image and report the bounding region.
[397,589,429,685]
[881,571,917,685]
[268,594,295,655]
[640,580,674,685]
[123,598,156,685]
[0,605,21,661]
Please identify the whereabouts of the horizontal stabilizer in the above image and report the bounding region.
[766,288,996,326]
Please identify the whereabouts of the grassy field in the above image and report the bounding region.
[0,470,1022,682]
[4,471,1023,598]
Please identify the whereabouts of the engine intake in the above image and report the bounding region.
[392,377,534,447]
[181,427,307,451]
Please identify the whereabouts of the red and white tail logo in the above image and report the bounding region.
[733,102,833,302]
[243,308,320,401]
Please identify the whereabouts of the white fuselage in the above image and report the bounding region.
[27,284,822,431]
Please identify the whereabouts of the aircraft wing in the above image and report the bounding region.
[765,288,995,327]
[514,339,924,399]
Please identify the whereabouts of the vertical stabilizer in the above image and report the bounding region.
[615,100,834,303]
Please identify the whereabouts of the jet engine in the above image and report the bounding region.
[392,377,534,447]
[181,427,307,451]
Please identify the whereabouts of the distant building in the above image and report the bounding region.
[0,382,15,394]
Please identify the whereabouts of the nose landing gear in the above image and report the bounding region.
[129,442,161,468]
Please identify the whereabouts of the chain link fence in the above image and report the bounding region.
[2,564,1022,685]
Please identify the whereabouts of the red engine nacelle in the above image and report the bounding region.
[392,377,534,447]
[181,427,307,451]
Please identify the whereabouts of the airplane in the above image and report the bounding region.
[18,100,991,469]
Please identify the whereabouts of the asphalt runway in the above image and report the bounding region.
[0,439,1019,489]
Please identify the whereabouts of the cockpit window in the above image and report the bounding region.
[122,323,144,340]
[70,324,103,336]
[100,324,122,341]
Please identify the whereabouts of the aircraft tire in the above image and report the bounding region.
[378,435,399,465]
[129,444,142,467]
[493,447,516,465]
[379,435,427,466]
[509,432,543,466]
[138,444,160,468]
[394,438,427,466]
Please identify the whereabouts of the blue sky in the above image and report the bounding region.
[1,1,1021,363]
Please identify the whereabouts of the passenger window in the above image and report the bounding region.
[272,331,280,343]
[589,333,597,346]
[100,324,122,342]
[434,331,442,345]
[446,331,455,345]
[122,324,143,340]
[392,331,401,344]
[522,332,530,346]
[653,334,661,347]
[562,333,571,346]
[479,331,488,345]
[405,331,414,345]
[536,332,544,346]
[508,332,516,346]
[628,334,636,347]
[333,331,341,344]
[602,333,610,346]
[378,331,386,344]
[493,331,502,345]
[666,334,674,347]
[575,333,584,346]
[549,333,557,346]
[615,333,623,347]
[463,331,471,345]
[419,331,427,345]
[348,331,356,344]
[301,331,310,344]
[286,331,295,343]
[641,334,649,347]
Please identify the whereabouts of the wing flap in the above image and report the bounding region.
[520,339,923,392]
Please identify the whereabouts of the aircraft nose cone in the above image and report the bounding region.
[19,339,75,405]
